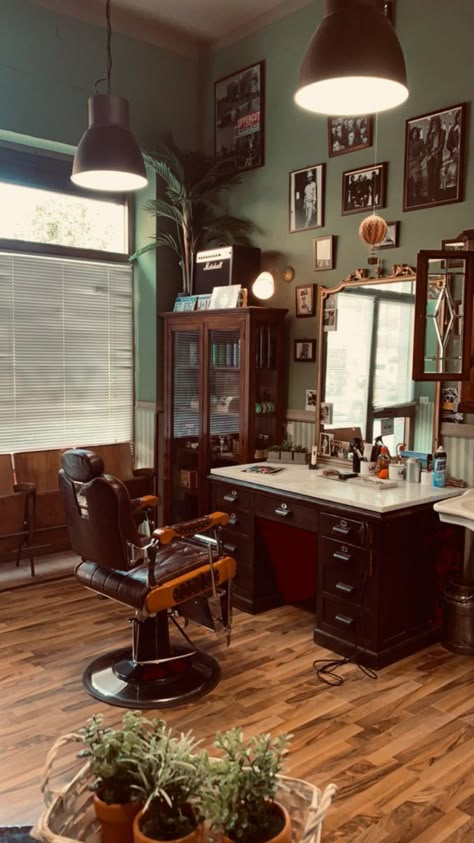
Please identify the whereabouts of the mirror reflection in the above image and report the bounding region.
[317,272,437,459]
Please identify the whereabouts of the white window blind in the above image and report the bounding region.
[0,251,133,454]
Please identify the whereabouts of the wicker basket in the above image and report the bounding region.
[32,733,337,843]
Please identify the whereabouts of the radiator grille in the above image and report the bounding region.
[135,402,156,468]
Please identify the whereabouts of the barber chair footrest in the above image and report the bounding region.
[82,645,220,709]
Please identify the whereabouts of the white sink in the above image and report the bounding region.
[434,489,474,531]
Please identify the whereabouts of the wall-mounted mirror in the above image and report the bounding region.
[316,267,440,463]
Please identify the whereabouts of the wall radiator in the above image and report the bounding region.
[443,433,474,488]
[134,402,156,468]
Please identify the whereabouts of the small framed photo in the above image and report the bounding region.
[294,339,316,362]
[327,115,373,157]
[378,221,400,249]
[289,164,325,232]
[313,235,335,271]
[209,285,241,309]
[295,284,316,318]
[214,61,265,173]
[403,103,466,211]
[342,162,387,215]
[320,402,333,425]
[319,432,333,457]
[323,305,337,331]
[173,296,197,312]
[305,389,317,411]
[195,293,212,310]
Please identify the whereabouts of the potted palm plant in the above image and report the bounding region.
[133,727,207,843]
[78,711,163,843]
[131,136,256,296]
[203,728,291,843]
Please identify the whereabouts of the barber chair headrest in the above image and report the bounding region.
[61,449,104,483]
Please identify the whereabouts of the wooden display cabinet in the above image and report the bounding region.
[162,307,288,523]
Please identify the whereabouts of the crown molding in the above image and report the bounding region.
[213,0,312,50]
[32,0,208,59]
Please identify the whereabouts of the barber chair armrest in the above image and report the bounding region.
[133,467,156,478]
[152,511,230,546]
[131,495,160,513]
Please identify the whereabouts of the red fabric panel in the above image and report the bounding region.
[256,517,317,602]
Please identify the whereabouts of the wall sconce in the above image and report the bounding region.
[294,0,408,116]
[71,0,147,192]
[252,266,295,300]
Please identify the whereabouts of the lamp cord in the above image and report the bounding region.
[94,0,113,94]
[372,114,379,216]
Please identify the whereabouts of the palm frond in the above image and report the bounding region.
[198,215,256,248]
[130,233,180,262]
[144,157,186,203]
[144,199,183,226]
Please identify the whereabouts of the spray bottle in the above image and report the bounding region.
[433,445,447,487]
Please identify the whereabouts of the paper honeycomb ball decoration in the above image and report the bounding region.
[358,214,387,248]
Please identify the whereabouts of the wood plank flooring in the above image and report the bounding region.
[1,574,474,840]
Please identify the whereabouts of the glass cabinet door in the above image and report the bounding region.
[254,323,280,458]
[171,329,201,521]
[208,328,242,468]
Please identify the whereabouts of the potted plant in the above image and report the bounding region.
[203,728,291,843]
[279,442,294,464]
[292,445,308,465]
[131,135,255,296]
[267,445,281,462]
[133,727,207,843]
[78,711,163,843]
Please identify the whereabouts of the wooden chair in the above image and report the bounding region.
[0,454,35,575]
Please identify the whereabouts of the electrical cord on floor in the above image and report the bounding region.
[313,570,378,686]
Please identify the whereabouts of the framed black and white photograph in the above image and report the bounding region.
[289,163,325,233]
[327,115,373,157]
[319,431,333,457]
[214,61,265,173]
[305,389,317,411]
[295,284,316,318]
[342,162,387,215]
[378,221,400,249]
[403,103,466,211]
[320,402,333,425]
[313,235,335,271]
[294,339,316,362]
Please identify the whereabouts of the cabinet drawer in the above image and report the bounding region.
[319,536,366,569]
[221,528,251,562]
[319,595,367,643]
[213,483,250,512]
[255,494,318,533]
[219,509,252,535]
[321,560,363,605]
[320,512,366,547]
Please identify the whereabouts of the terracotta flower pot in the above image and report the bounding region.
[222,801,292,843]
[133,808,204,843]
[94,794,142,843]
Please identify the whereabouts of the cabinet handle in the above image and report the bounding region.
[224,543,237,554]
[335,613,354,626]
[228,513,239,526]
[336,582,354,594]
[332,525,350,536]
[274,505,292,517]
[333,551,352,563]
[223,491,238,503]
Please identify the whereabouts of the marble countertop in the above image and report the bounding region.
[210,463,464,514]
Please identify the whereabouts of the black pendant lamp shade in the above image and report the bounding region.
[295,0,408,115]
[71,94,147,192]
[71,0,147,192]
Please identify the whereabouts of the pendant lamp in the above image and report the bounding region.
[294,0,408,116]
[71,0,147,192]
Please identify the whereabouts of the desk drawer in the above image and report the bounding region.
[220,509,252,535]
[320,512,366,547]
[319,536,366,569]
[319,595,368,643]
[321,560,363,605]
[213,483,250,512]
[255,495,318,533]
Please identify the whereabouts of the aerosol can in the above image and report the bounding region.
[433,445,447,487]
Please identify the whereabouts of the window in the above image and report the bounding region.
[0,251,133,453]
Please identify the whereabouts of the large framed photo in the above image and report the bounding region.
[327,115,373,157]
[289,163,325,232]
[214,61,265,173]
[403,102,467,211]
[295,284,316,318]
[342,162,387,215]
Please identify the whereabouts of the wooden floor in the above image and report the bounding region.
[1,573,474,841]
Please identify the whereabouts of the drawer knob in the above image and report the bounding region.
[333,551,351,563]
[223,490,238,503]
[275,504,292,517]
[332,525,350,536]
[336,582,354,594]
[335,613,354,626]
[228,513,239,526]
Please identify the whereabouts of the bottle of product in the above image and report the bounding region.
[376,446,391,478]
[433,445,447,487]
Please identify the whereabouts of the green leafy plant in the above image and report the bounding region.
[203,728,290,842]
[280,441,293,453]
[293,444,307,453]
[135,727,208,840]
[131,135,255,295]
[78,711,163,805]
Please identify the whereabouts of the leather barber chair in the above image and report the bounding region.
[59,449,236,709]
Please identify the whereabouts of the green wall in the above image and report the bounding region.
[0,0,202,403]
[203,0,474,409]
